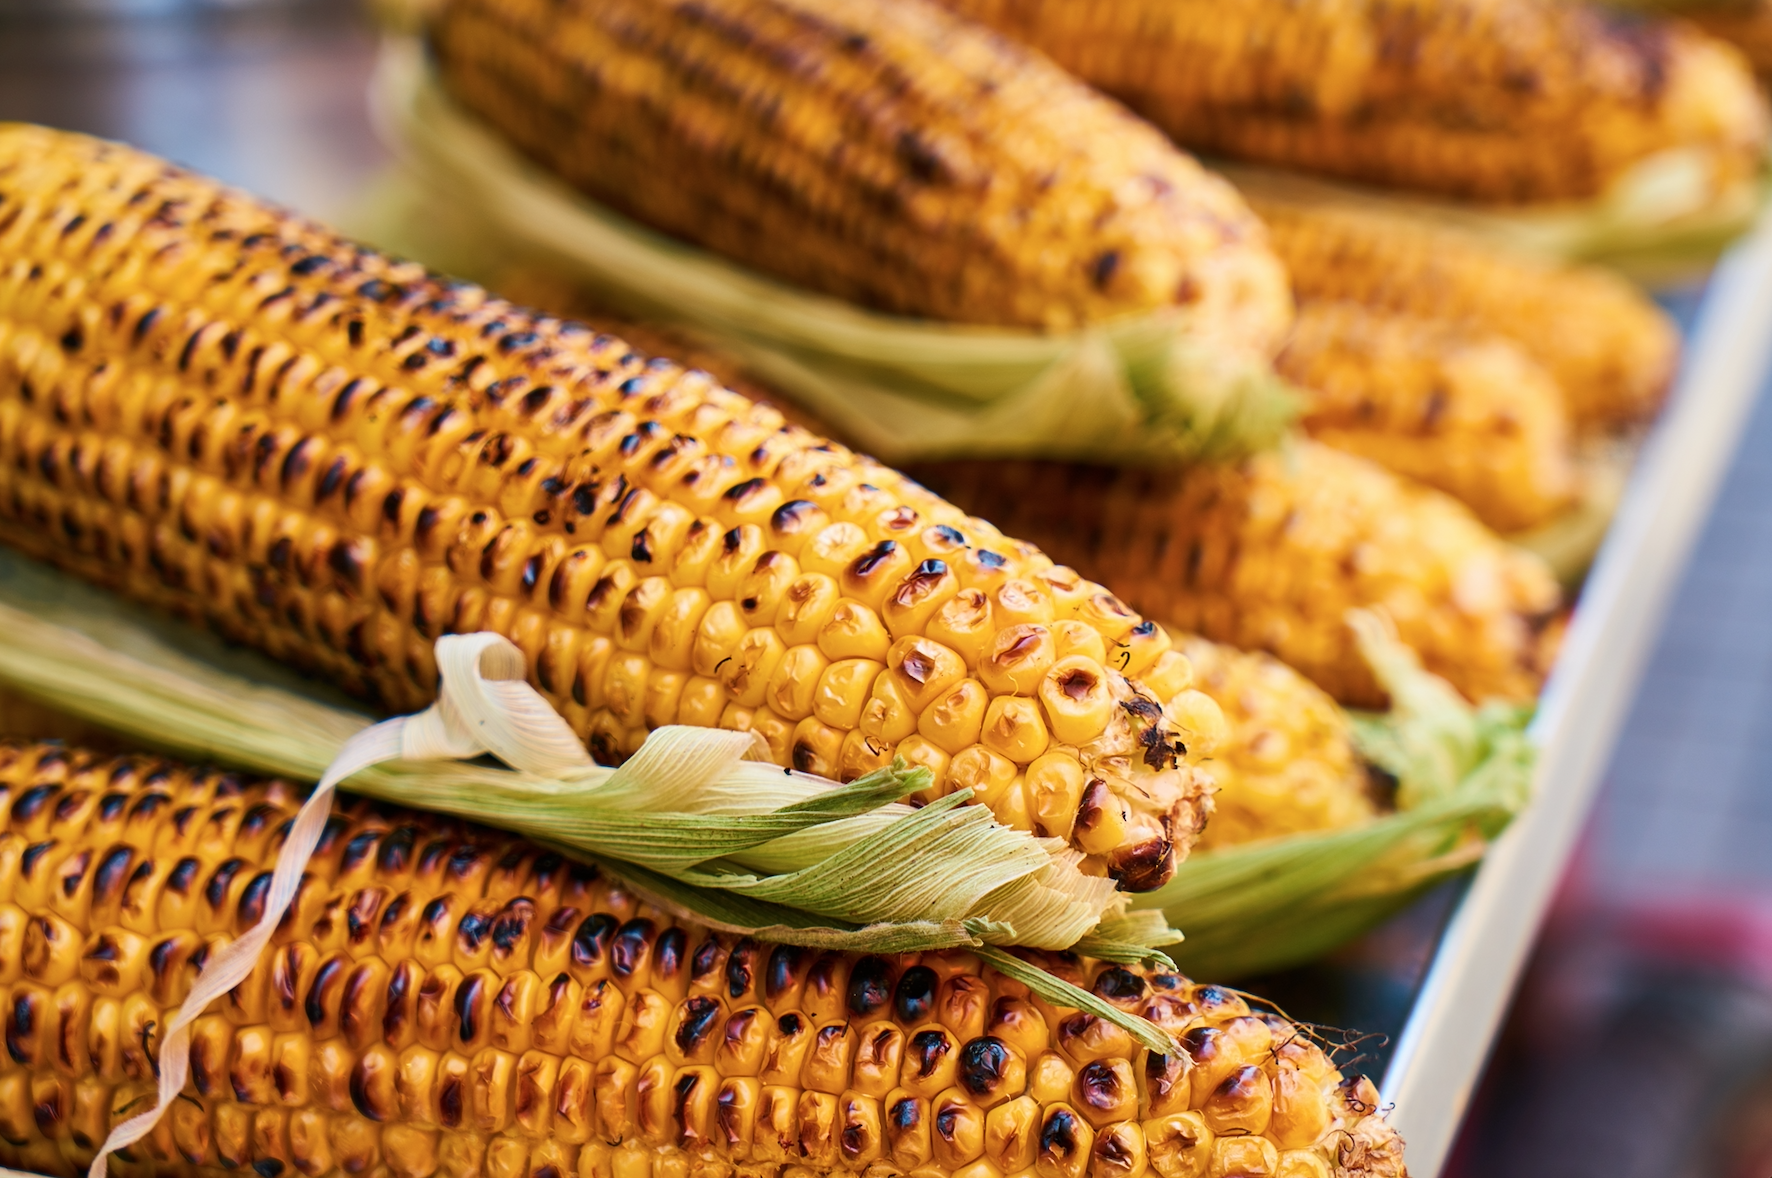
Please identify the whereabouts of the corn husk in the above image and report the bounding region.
[1217,158,1768,287]
[0,548,1182,1052]
[350,39,1298,467]
[1132,610,1537,979]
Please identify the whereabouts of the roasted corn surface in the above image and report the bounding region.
[913,442,1563,709]
[1251,195,1680,431]
[426,0,1293,348]
[1177,636,1379,851]
[936,0,1769,203]
[1277,301,1577,534]
[0,740,1408,1178]
[0,125,1216,891]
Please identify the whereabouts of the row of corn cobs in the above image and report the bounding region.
[2,0,1765,1172]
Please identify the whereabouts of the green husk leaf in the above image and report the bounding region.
[354,40,1296,466]
[0,549,1167,962]
[975,947,1181,1056]
[1135,610,1538,978]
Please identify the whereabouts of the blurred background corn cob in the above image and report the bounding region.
[1175,634,1384,850]
[932,0,1769,205]
[1249,192,1683,432]
[914,443,1564,709]
[424,0,1294,352]
[1277,301,1578,533]
[0,125,1226,890]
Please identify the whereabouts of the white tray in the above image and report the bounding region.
[1380,212,1772,1174]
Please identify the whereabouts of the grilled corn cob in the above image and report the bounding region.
[0,125,1216,891]
[1277,301,1577,533]
[1177,636,1380,851]
[913,442,1563,709]
[0,739,1408,1178]
[935,0,1769,204]
[425,0,1293,348]
[1250,195,1680,431]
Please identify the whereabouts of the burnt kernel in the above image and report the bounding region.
[655,927,688,985]
[958,1036,1012,1096]
[894,966,938,1024]
[203,858,245,909]
[489,900,535,954]
[909,1029,952,1078]
[1077,1060,1126,1111]
[12,784,57,822]
[1041,1107,1082,1158]
[777,1012,803,1037]
[691,938,723,985]
[1091,968,1145,1004]
[456,909,493,955]
[847,956,894,1017]
[611,919,655,978]
[761,943,801,1001]
[455,973,485,1042]
[306,955,347,1027]
[890,1097,920,1132]
[675,996,722,1055]
[166,856,201,896]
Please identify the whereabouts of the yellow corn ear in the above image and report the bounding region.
[1278,300,1577,533]
[913,443,1563,709]
[0,739,1411,1178]
[933,0,1769,203]
[426,0,1293,347]
[0,124,1216,890]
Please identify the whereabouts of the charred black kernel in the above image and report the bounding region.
[457,910,493,954]
[92,847,134,905]
[490,901,534,953]
[777,1012,803,1036]
[346,890,384,943]
[893,966,937,1023]
[133,306,160,345]
[611,919,655,978]
[959,1036,1012,1096]
[148,936,179,982]
[98,793,127,821]
[909,1029,952,1078]
[204,859,244,909]
[571,913,619,971]
[655,927,687,985]
[165,856,201,896]
[691,938,723,983]
[6,993,32,1061]
[18,842,54,877]
[342,831,380,874]
[1182,1025,1219,1062]
[722,528,744,554]
[455,973,484,1042]
[253,1161,285,1177]
[306,956,346,1027]
[378,827,415,875]
[849,541,899,578]
[934,1103,960,1141]
[735,939,770,999]
[12,784,56,822]
[59,326,82,353]
[1091,250,1121,289]
[445,844,488,883]
[1092,968,1145,1003]
[890,1097,920,1132]
[1041,1108,1081,1157]
[499,331,539,352]
[675,996,721,1055]
[847,956,893,1017]
[976,549,1006,568]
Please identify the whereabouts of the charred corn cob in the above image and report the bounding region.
[1277,301,1577,533]
[1250,195,1680,431]
[935,0,1769,204]
[1177,636,1380,851]
[0,739,1408,1178]
[425,0,1293,348]
[913,442,1563,709]
[0,126,1217,892]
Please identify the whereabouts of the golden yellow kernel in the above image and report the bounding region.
[649,587,711,672]
[861,672,921,744]
[677,676,726,728]
[994,579,1056,628]
[883,560,963,638]
[812,658,884,730]
[1050,620,1108,665]
[777,573,841,646]
[1140,649,1194,701]
[615,576,673,652]
[800,522,872,577]
[948,746,1019,809]
[887,636,969,712]
[760,643,831,722]
[1166,690,1228,757]
[982,697,1051,764]
[917,679,990,756]
[790,717,845,777]
[721,628,789,708]
[1025,754,1086,841]
[894,735,952,799]
[928,588,995,669]
[979,625,1057,697]
[737,551,800,627]
[1036,656,1116,746]
[818,600,893,662]
[691,600,748,677]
